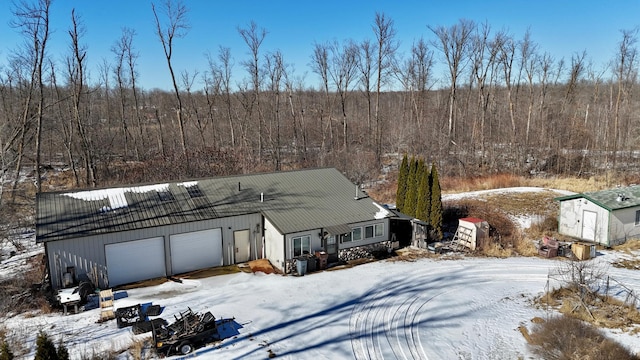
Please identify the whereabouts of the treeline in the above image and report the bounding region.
[2,0,640,204]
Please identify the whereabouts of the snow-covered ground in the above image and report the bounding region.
[3,252,640,359]
[2,187,639,360]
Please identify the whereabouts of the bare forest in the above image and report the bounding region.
[2,0,640,206]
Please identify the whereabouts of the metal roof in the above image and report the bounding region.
[37,168,392,242]
[555,185,640,211]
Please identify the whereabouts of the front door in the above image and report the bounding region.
[323,235,338,263]
[234,230,251,263]
[582,210,597,241]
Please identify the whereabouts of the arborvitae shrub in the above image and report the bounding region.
[34,332,57,360]
[0,342,14,360]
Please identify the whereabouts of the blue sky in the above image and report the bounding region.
[0,0,638,91]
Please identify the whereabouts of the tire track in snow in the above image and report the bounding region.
[350,282,458,360]
[348,259,556,359]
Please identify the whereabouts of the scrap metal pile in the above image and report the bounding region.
[153,307,232,356]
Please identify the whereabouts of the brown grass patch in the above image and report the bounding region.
[440,173,614,194]
[527,315,639,360]
[441,173,524,192]
[177,265,243,279]
[612,258,640,270]
[248,259,276,274]
[0,253,52,316]
[474,190,560,217]
[538,287,640,329]
[116,277,169,290]
[613,239,640,253]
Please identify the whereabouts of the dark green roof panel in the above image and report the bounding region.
[36,168,390,242]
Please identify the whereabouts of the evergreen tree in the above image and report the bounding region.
[404,156,418,217]
[56,340,69,360]
[0,342,14,360]
[430,163,443,240]
[395,153,409,212]
[34,332,57,360]
[416,161,431,221]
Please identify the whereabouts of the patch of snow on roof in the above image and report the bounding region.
[373,202,391,219]
[63,184,169,210]
[178,181,198,187]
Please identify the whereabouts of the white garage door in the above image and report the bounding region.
[170,228,223,274]
[105,237,166,287]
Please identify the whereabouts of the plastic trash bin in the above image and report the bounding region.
[296,258,308,276]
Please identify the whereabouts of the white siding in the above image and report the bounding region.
[285,229,323,259]
[264,217,285,271]
[45,213,262,290]
[558,198,609,245]
[610,207,640,246]
[339,219,390,250]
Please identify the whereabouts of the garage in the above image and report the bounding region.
[170,228,223,274]
[105,237,166,287]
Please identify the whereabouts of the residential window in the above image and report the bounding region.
[375,223,384,237]
[293,235,310,257]
[342,232,352,243]
[636,210,640,226]
[365,225,374,239]
[352,227,362,241]
[365,223,384,239]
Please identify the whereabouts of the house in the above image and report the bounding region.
[36,168,412,290]
[555,185,640,247]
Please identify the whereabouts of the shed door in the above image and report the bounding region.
[105,237,166,287]
[582,210,597,241]
[234,230,251,263]
[170,228,222,274]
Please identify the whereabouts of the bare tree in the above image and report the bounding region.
[470,23,501,169]
[310,41,333,154]
[123,28,145,159]
[372,12,399,161]
[329,40,358,151]
[203,53,223,147]
[357,39,374,138]
[112,28,135,160]
[152,0,190,158]
[67,9,97,186]
[264,51,286,170]
[181,69,205,146]
[520,29,538,147]
[611,28,638,171]
[9,0,51,194]
[238,21,267,162]
[498,31,518,143]
[217,47,235,149]
[430,19,475,141]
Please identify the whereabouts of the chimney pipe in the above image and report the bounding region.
[261,192,264,202]
[354,184,359,200]
[238,182,241,191]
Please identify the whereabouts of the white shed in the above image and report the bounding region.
[453,217,489,251]
[556,185,640,247]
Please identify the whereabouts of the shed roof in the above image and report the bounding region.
[36,168,391,242]
[554,185,640,211]
[459,217,486,224]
